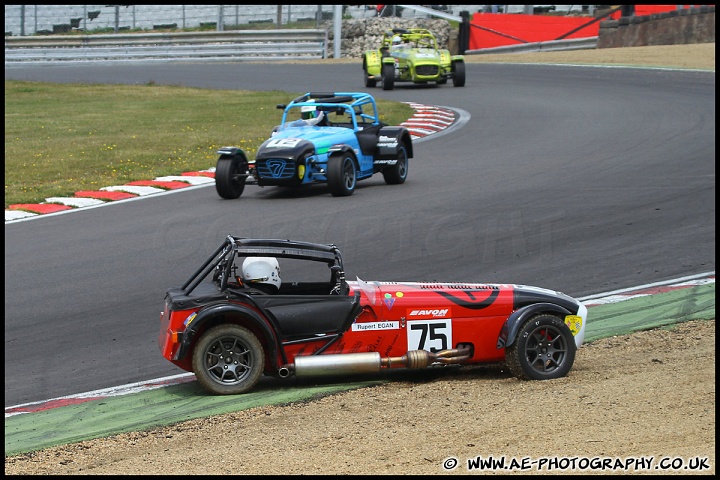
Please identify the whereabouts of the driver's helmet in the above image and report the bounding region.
[242,257,281,290]
[301,101,317,120]
[391,35,402,46]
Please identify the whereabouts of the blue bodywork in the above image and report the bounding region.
[215,91,413,199]
[253,92,412,187]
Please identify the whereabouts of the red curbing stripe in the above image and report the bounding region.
[182,171,214,178]
[5,397,108,415]
[126,180,192,189]
[8,203,73,214]
[406,130,428,137]
[75,190,138,200]
[401,121,445,131]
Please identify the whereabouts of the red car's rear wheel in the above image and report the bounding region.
[192,325,265,395]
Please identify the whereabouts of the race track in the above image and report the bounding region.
[4,61,715,407]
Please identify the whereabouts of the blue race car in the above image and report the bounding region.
[214,92,413,198]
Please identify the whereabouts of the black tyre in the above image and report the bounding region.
[452,60,466,87]
[505,314,576,380]
[192,324,265,395]
[327,152,357,196]
[382,143,409,185]
[381,63,395,91]
[363,60,377,88]
[215,154,248,199]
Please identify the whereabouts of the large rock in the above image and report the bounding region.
[328,17,452,58]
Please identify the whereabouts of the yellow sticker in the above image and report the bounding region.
[565,315,582,335]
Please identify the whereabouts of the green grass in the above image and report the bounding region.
[4,81,414,208]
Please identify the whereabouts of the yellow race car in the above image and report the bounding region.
[362,28,466,90]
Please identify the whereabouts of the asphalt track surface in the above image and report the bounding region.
[4,61,715,410]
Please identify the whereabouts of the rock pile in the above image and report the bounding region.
[328,17,452,58]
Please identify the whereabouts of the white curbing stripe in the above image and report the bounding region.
[5,210,37,221]
[45,197,106,207]
[100,185,166,195]
[154,175,215,185]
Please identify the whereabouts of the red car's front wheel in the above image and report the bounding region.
[505,314,576,380]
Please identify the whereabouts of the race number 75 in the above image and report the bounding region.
[407,319,452,352]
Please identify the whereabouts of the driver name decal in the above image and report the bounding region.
[352,321,399,331]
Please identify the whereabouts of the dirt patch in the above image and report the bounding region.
[5,319,715,475]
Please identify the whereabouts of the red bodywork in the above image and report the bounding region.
[159,280,516,374]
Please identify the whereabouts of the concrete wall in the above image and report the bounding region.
[598,6,715,49]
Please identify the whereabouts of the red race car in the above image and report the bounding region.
[159,236,588,395]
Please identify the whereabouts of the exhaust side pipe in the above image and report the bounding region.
[277,346,473,379]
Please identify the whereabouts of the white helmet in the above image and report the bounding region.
[242,257,281,290]
[392,35,402,45]
[301,101,317,120]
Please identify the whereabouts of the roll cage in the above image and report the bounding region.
[180,236,347,296]
[275,91,382,131]
[382,28,439,51]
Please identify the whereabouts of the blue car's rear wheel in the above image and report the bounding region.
[327,152,357,196]
[505,314,576,380]
[382,143,409,185]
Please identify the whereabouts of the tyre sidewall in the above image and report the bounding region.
[328,152,357,196]
[192,324,265,395]
[215,155,246,199]
[506,314,576,380]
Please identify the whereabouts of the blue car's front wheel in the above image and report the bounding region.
[215,153,248,199]
[327,152,357,197]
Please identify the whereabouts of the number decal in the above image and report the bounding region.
[266,138,302,148]
[407,319,452,352]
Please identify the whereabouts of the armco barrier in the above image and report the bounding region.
[4,29,328,64]
[465,37,597,55]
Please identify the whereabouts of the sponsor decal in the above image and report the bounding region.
[374,159,398,165]
[565,315,583,335]
[383,291,403,310]
[408,308,451,319]
[266,159,286,178]
[352,321,400,331]
[434,289,500,310]
[183,312,197,328]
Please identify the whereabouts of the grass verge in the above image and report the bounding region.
[4,81,414,207]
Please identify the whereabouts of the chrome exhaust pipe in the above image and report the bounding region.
[277,346,473,379]
[293,352,381,377]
